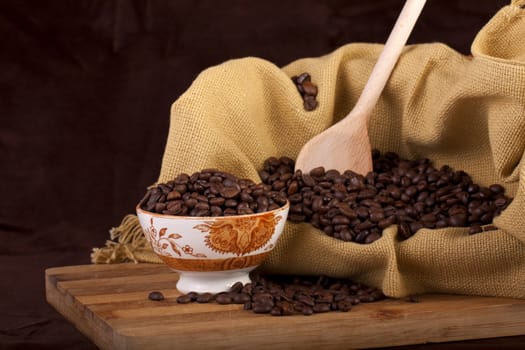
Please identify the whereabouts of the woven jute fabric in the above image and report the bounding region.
[92,1,525,298]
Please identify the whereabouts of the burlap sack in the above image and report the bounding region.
[92,0,525,299]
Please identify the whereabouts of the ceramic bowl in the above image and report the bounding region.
[136,202,289,294]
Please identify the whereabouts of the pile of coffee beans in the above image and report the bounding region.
[259,150,512,242]
[175,274,384,316]
[140,150,512,243]
[291,72,318,111]
[260,150,512,243]
[139,169,286,216]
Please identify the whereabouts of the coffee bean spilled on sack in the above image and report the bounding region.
[292,72,318,111]
[140,150,512,242]
[175,274,384,316]
[260,150,512,240]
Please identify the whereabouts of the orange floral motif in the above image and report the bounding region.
[159,252,270,271]
[144,218,207,258]
[194,213,282,256]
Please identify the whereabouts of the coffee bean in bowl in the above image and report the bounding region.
[136,169,290,294]
[139,169,286,216]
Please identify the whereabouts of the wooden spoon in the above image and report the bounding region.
[294,0,427,175]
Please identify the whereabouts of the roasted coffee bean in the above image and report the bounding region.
[253,302,273,314]
[310,167,325,178]
[449,213,467,227]
[280,301,294,315]
[337,300,353,312]
[356,207,369,219]
[292,72,319,111]
[215,293,233,304]
[482,224,497,231]
[209,205,222,216]
[196,293,214,303]
[355,230,369,243]
[176,294,192,304]
[398,222,412,239]
[302,81,318,96]
[229,281,244,293]
[233,293,251,304]
[468,224,483,234]
[154,202,167,213]
[365,231,382,244]
[303,96,318,110]
[184,197,198,209]
[301,305,314,315]
[313,303,331,313]
[166,190,181,201]
[148,291,165,301]
[369,210,385,223]
[295,72,310,85]
[270,306,283,316]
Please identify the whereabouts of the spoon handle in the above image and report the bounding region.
[351,0,427,119]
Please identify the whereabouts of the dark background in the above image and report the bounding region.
[2,0,523,349]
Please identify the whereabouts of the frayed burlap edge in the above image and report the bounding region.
[90,214,162,264]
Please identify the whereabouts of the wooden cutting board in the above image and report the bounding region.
[45,263,525,350]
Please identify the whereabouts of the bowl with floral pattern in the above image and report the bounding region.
[136,201,289,294]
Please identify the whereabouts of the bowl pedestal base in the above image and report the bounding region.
[175,268,254,294]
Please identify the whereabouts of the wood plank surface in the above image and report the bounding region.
[45,263,525,350]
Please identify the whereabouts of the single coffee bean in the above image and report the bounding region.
[296,72,310,84]
[309,167,325,178]
[148,291,165,301]
[269,306,282,316]
[215,293,233,304]
[196,293,214,303]
[355,230,369,243]
[302,305,314,315]
[449,213,467,227]
[337,300,353,312]
[365,231,382,244]
[253,302,273,314]
[469,224,483,235]
[233,293,251,304]
[494,197,507,208]
[369,210,385,223]
[313,303,331,313]
[302,81,318,96]
[482,224,498,232]
[176,294,193,304]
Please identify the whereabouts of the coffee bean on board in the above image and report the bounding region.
[148,291,165,301]
[176,274,385,317]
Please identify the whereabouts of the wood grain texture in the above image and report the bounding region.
[46,263,525,350]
